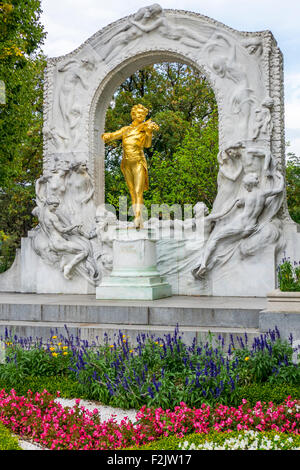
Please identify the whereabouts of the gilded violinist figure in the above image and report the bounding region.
[102,104,159,228]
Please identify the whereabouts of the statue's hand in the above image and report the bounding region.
[101,133,111,143]
[146,120,159,132]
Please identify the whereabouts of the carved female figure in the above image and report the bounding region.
[64,160,96,231]
[129,4,205,48]
[204,33,256,139]
[252,97,274,140]
[211,143,244,214]
[35,159,70,207]
[57,59,95,147]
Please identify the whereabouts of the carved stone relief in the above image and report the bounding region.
[32,159,100,285]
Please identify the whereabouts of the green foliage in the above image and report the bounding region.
[0,422,21,450]
[277,260,300,292]
[0,0,46,271]
[233,335,300,385]
[0,375,82,399]
[148,116,218,209]
[104,63,219,212]
[286,152,300,224]
[232,383,300,407]
[1,340,73,380]
[127,430,300,451]
[0,230,18,273]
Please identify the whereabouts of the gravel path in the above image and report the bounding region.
[55,397,138,424]
[17,398,138,451]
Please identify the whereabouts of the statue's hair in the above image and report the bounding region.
[131,104,149,118]
[149,3,163,15]
[134,3,162,21]
[70,160,88,171]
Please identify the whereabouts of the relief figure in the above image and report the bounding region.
[192,171,284,279]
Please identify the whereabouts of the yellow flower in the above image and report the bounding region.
[62,346,68,350]
[49,347,55,351]
[58,342,62,346]
[52,352,58,357]
[129,350,134,354]
[245,356,250,361]
[63,352,68,356]
[52,336,57,339]
[109,345,114,348]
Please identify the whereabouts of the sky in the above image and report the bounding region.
[40,0,300,157]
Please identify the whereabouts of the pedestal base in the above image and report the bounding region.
[96,275,172,300]
[96,228,172,300]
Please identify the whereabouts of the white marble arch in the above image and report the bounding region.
[43,6,287,213]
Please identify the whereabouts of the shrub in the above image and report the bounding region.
[0,375,82,399]
[230,329,300,386]
[0,422,21,450]
[277,259,300,292]
[231,383,300,407]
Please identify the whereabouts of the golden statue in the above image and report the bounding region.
[102,104,159,228]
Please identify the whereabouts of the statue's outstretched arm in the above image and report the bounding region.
[129,17,163,33]
[263,173,284,198]
[206,198,240,221]
[102,127,125,143]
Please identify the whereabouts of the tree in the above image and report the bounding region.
[286,152,300,224]
[147,112,219,210]
[0,1,46,271]
[104,63,219,212]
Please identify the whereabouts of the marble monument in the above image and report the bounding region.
[0,4,299,298]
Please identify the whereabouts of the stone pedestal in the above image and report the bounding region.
[96,228,172,300]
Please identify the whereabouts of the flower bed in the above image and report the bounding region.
[1,326,299,410]
[130,430,300,451]
[0,389,298,451]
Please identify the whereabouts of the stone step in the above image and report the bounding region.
[0,293,266,328]
[0,320,260,350]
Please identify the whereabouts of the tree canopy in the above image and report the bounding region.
[286,152,300,224]
[0,1,46,271]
